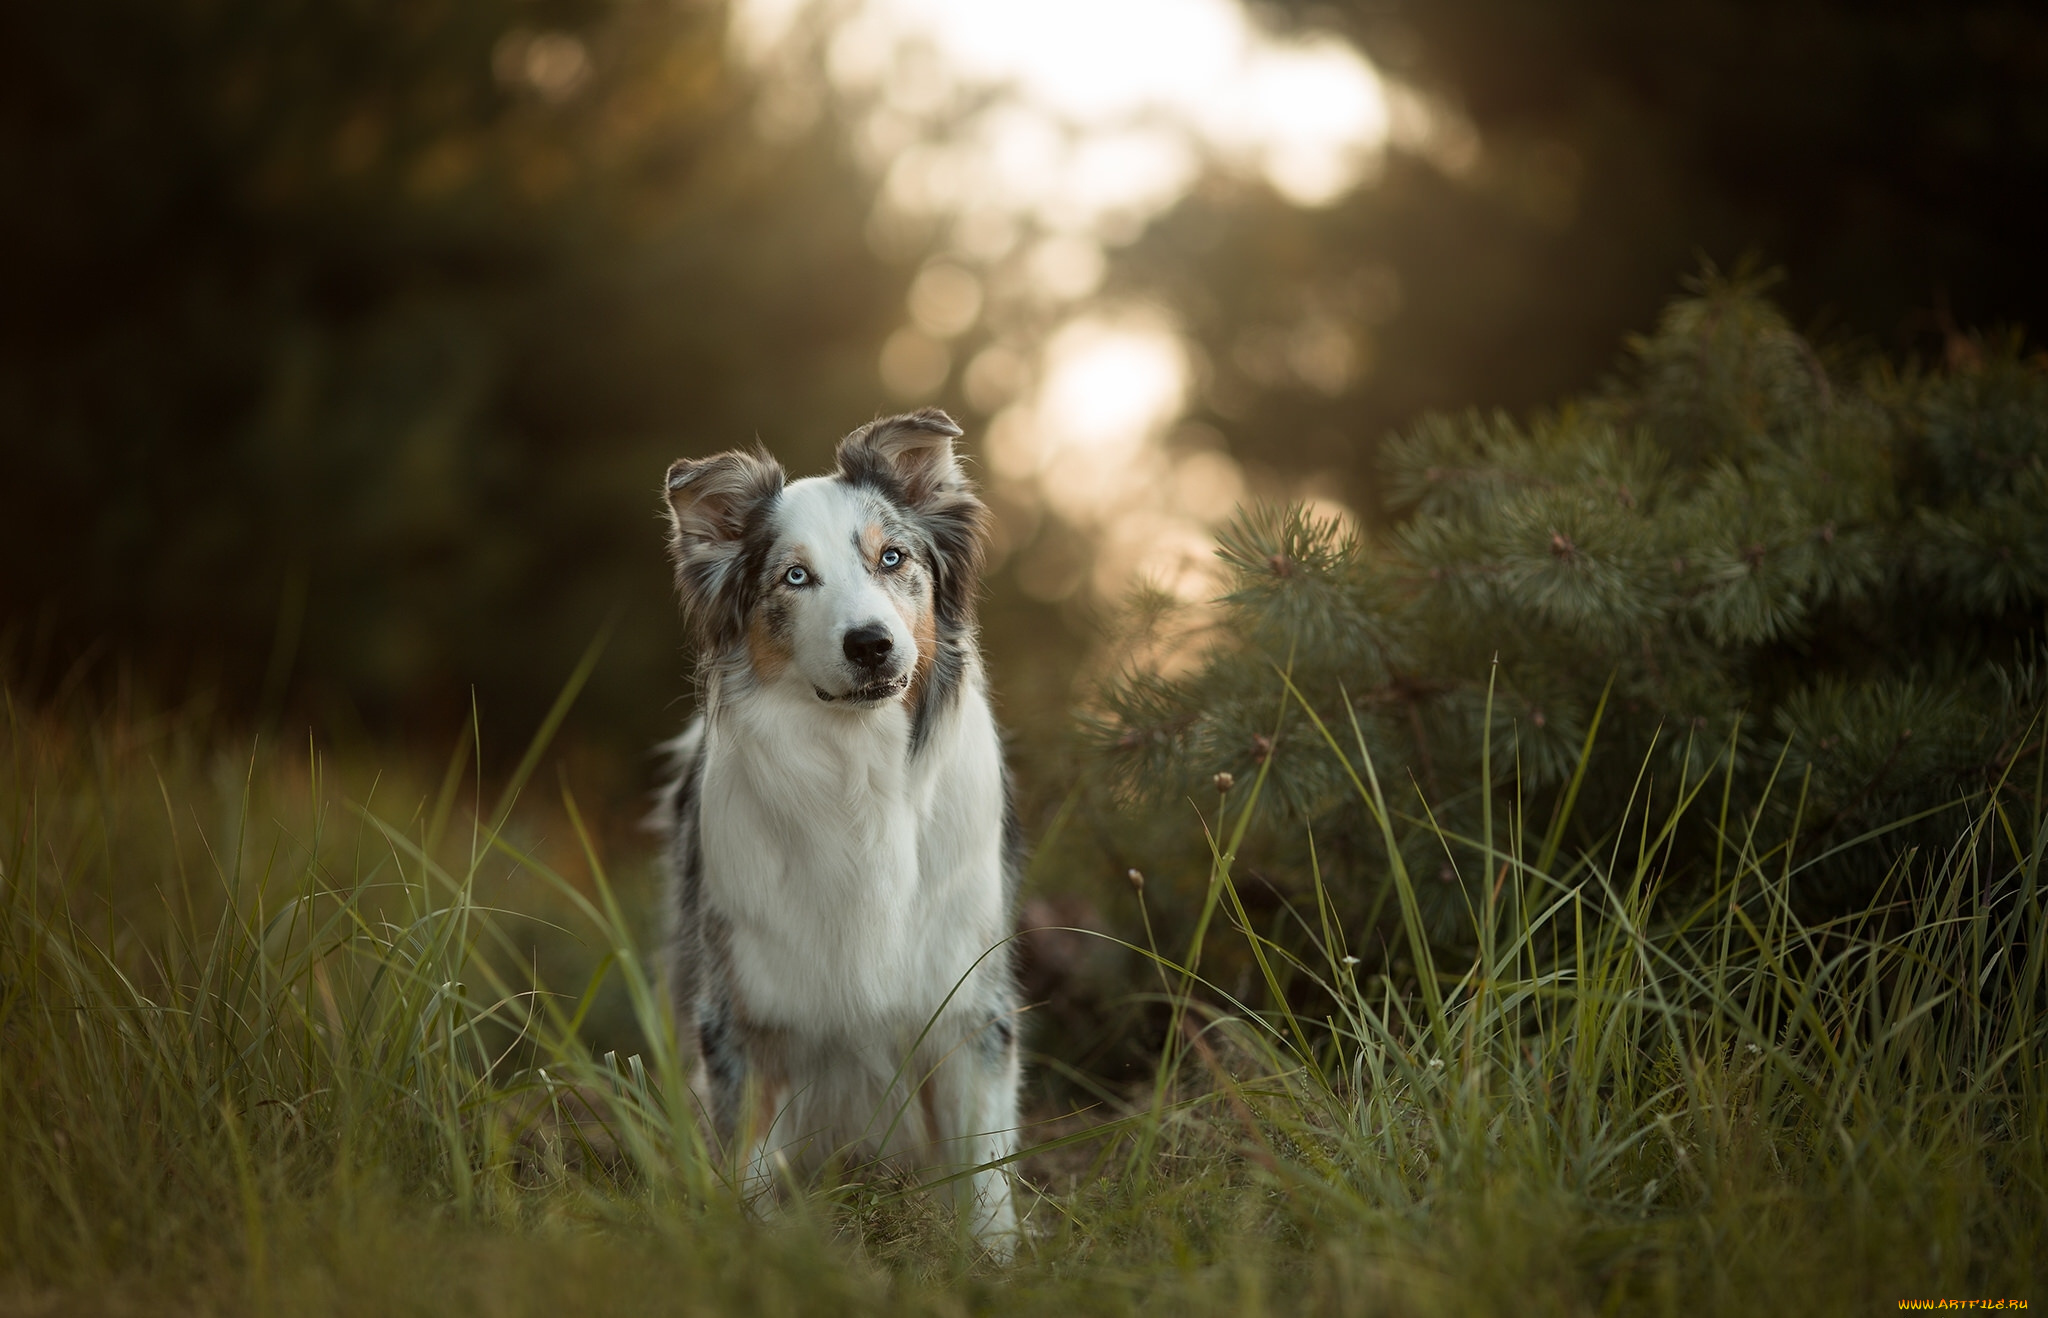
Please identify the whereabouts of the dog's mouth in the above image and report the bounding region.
[814,673,911,706]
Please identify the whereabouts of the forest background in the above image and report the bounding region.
[8,0,2044,764]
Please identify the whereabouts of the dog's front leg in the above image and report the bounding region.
[736,1073,800,1210]
[707,1025,798,1211]
[928,1019,1022,1260]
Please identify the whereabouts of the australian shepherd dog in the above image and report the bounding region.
[655,408,1021,1253]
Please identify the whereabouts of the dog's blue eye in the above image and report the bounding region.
[784,565,808,587]
[880,548,902,569]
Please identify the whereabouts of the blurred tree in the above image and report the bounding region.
[0,0,905,746]
[1095,272,2048,943]
[1136,0,2048,514]
[5,0,2042,779]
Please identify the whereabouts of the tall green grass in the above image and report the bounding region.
[1,674,2040,1315]
[1121,669,2046,1310]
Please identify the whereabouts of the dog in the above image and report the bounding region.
[655,408,1022,1254]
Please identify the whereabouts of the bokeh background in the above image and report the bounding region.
[5,0,2045,783]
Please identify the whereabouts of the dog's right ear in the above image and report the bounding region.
[663,447,785,632]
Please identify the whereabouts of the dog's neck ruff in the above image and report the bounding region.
[696,650,1007,1035]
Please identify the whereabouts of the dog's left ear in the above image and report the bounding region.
[837,409,990,622]
[835,408,969,509]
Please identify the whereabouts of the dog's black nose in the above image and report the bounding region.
[843,623,894,671]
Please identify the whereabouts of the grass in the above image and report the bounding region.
[1,673,2041,1316]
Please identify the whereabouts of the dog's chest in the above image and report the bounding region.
[697,689,1005,1034]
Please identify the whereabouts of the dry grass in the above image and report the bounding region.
[1,679,2041,1315]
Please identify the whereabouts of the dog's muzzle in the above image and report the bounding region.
[819,622,908,704]
[814,673,912,705]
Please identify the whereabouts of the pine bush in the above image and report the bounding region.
[1093,270,2048,948]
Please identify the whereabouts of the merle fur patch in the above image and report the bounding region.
[834,410,990,749]
[664,446,787,651]
[835,409,990,632]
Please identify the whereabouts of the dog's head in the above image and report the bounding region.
[663,409,989,708]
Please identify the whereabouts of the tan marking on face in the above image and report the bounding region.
[860,523,887,560]
[900,577,938,708]
[747,613,790,680]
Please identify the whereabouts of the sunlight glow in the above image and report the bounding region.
[733,0,1433,601]
[740,0,1395,246]
[1037,318,1186,461]
[986,313,1199,534]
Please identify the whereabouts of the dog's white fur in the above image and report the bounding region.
[657,411,1020,1253]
